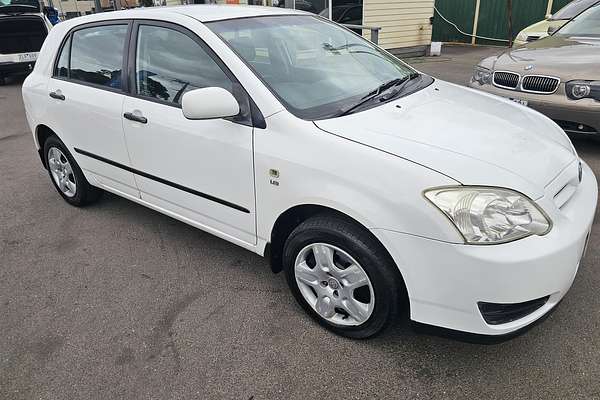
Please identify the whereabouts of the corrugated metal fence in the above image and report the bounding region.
[432,0,571,45]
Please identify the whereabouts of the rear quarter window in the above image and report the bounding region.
[54,34,70,78]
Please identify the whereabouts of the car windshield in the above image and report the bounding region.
[557,2,600,36]
[207,15,422,120]
[550,0,598,20]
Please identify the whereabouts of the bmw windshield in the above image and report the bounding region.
[557,2,600,37]
[208,15,432,120]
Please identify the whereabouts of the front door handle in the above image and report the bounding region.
[49,90,65,101]
[123,111,147,124]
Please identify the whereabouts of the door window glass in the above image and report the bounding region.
[70,24,127,89]
[54,34,71,78]
[135,25,232,105]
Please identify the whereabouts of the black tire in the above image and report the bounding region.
[43,135,102,206]
[283,214,405,339]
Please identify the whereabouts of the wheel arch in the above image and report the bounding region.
[35,124,58,169]
[267,204,393,274]
[267,203,410,313]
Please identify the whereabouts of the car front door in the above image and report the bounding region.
[121,21,256,246]
[46,21,139,198]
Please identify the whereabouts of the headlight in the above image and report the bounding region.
[566,80,600,101]
[424,186,551,244]
[516,31,528,42]
[472,66,492,85]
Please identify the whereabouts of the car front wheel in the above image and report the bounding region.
[283,214,404,339]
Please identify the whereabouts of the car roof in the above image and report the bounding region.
[68,4,307,24]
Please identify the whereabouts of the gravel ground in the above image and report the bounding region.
[1,45,599,400]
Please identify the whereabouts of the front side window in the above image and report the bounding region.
[135,25,233,105]
[70,24,127,89]
[208,16,423,120]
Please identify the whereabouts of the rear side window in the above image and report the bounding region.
[135,25,232,105]
[55,35,70,78]
[69,24,127,89]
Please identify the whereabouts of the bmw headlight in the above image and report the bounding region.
[566,80,600,101]
[472,66,492,85]
[516,31,528,43]
[424,186,551,244]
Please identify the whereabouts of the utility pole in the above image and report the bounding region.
[507,0,513,47]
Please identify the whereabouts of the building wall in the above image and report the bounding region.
[362,0,434,51]
[47,0,123,17]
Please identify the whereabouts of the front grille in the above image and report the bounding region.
[493,71,520,89]
[522,75,560,94]
[478,296,549,325]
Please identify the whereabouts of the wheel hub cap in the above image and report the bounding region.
[327,278,340,290]
[48,147,77,198]
[294,243,375,326]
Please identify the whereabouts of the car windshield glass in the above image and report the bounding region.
[551,0,598,20]
[557,2,600,36]
[207,16,420,120]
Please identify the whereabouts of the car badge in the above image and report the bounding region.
[524,64,534,71]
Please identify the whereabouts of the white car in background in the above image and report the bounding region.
[21,6,597,339]
[0,0,52,84]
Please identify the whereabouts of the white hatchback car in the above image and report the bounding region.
[22,5,597,339]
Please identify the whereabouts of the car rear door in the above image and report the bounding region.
[45,21,139,198]
[121,20,256,246]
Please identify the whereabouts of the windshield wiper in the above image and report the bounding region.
[334,73,420,117]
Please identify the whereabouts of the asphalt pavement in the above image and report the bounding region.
[1,45,600,400]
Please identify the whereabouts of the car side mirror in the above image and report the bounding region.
[547,25,558,35]
[181,87,240,120]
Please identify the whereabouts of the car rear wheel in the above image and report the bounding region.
[283,214,404,339]
[43,135,102,206]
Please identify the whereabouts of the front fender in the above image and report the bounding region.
[255,112,463,246]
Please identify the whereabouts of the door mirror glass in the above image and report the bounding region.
[181,87,240,120]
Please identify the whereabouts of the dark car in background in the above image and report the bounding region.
[319,4,362,26]
[0,0,52,84]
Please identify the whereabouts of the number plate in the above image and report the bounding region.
[17,53,38,63]
[509,98,528,106]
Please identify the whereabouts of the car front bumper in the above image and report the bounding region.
[468,81,600,135]
[373,161,597,336]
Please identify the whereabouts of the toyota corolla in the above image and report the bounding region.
[21,5,597,339]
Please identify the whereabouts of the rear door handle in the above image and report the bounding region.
[49,90,65,101]
[123,111,147,124]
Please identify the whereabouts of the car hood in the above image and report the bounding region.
[314,80,576,199]
[492,35,600,79]
[519,19,564,37]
